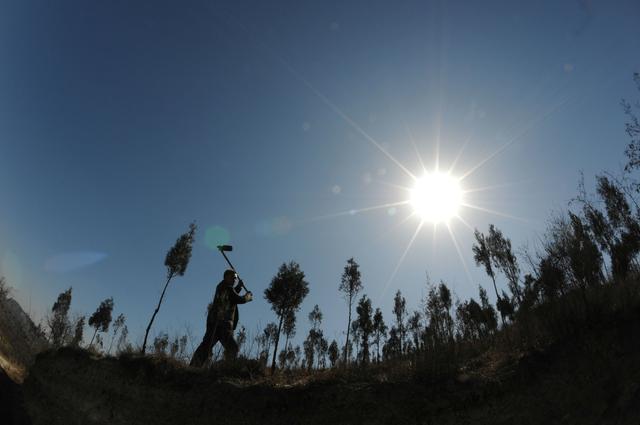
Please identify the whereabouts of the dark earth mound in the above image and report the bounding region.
[0,297,47,381]
[0,296,45,425]
[0,366,30,425]
[20,313,640,425]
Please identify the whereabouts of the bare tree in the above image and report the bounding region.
[478,286,498,336]
[116,325,129,354]
[88,297,114,348]
[392,290,407,354]
[596,176,640,280]
[257,322,278,365]
[236,326,247,357]
[70,315,85,347]
[328,340,339,368]
[48,288,73,347]
[281,310,296,360]
[142,222,196,354]
[473,227,509,325]
[153,332,169,355]
[303,334,315,370]
[183,323,197,360]
[473,229,499,301]
[350,320,361,362]
[407,310,422,352]
[108,313,126,354]
[339,258,363,365]
[423,282,454,348]
[487,225,522,304]
[169,335,188,360]
[372,308,387,363]
[307,304,327,368]
[622,72,640,176]
[355,295,373,365]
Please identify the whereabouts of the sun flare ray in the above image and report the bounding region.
[448,134,471,175]
[459,139,515,182]
[376,211,419,243]
[455,215,475,233]
[461,202,528,222]
[460,94,572,182]
[375,180,413,193]
[463,180,529,194]
[446,224,474,285]
[404,123,427,174]
[302,201,411,224]
[279,61,417,181]
[379,220,424,301]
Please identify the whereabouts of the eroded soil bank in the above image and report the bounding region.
[21,316,640,425]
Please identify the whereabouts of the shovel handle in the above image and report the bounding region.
[218,248,249,293]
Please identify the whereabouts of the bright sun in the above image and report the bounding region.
[410,172,463,224]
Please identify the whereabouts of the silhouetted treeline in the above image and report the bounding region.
[26,74,640,380]
[252,74,640,377]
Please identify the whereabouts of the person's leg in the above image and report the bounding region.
[190,313,218,367]
[218,323,239,361]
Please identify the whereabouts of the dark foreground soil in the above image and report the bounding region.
[0,366,30,425]
[17,315,640,425]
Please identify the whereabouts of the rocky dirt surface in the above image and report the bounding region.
[20,315,640,425]
[0,297,47,383]
[0,365,30,425]
[0,296,48,425]
[2,290,639,425]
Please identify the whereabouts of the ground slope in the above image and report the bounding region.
[22,312,640,425]
[0,296,47,425]
[0,297,47,382]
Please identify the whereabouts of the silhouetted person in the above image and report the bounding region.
[190,269,252,367]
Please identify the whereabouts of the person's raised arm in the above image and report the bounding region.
[230,281,252,304]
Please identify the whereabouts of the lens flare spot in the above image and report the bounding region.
[44,251,107,273]
[256,216,293,237]
[205,226,230,251]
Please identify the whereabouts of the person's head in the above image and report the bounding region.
[223,269,237,285]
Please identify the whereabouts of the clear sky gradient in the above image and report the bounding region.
[1,0,639,351]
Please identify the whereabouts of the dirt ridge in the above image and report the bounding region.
[21,316,640,425]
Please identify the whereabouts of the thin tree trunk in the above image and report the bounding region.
[344,295,352,366]
[283,334,290,368]
[107,330,116,355]
[490,275,506,327]
[278,333,290,369]
[362,339,369,365]
[141,273,174,354]
[490,275,499,303]
[89,328,98,348]
[270,313,284,374]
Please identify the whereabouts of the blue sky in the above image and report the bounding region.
[1,0,639,352]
